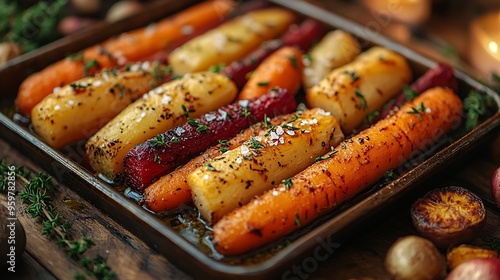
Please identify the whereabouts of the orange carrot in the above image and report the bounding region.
[15,0,235,117]
[237,46,303,100]
[213,87,463,255]
[143,112,298,213]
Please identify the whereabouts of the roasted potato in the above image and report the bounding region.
[447,245,498,270]
[411,186,486,248]
[86,72,238,181]
[306,46,412,134]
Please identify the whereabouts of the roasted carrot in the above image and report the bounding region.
[15,0,235,117]
[142,112,301,213]
[237,46,303,100]
[213,87,463,255]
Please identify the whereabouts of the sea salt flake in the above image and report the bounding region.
[240,145,250,155]
[286,130,295,136]
[238,100,249,108]
[175,127,185,136]
[275,126,284,136]
[236,157,243,164]
[161,95,171,105]
[270,131,279,140]
[205,113,217,122]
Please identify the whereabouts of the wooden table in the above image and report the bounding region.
[1,1,500,279]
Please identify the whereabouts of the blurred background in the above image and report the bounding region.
[1,0,499,85]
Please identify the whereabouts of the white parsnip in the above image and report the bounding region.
[168,8,296,75]
[86,72,238,180]
[306,46,412,134]
[302,30,360,88]
[188,108,344,224]
[31,62,171,149]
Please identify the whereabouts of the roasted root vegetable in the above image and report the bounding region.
[360,63,457,130]
[447,245,498,270]
[411,186,486,248]
[15,0,235,117]
[223,19,326,89]
[189,108,344,224]
[385,235,444,280]
[124,88,297,191]
[31,62,172,148]
[213,87,463,255]
[86,72,238,181]
[168,7,296,75]
[143,111,303,213]
[446,258,500,280]
[302,30,361,89]
[237,46,304,100]
[306,46,412,134]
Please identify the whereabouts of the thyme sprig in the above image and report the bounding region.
[0,161,115,279]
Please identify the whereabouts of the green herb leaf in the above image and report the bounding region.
[249,137,264,149]
[205,162,217,171]
[282,178,293,190]
[295,213,301,227]
[288,55,298,69]
[355,89,367,110]
[402,85,417,101]
[257,81,269,87]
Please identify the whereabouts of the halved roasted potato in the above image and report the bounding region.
[410,186,486,248]
[447,244,498,270]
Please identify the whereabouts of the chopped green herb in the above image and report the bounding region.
[249,137,264,149]
[113,83,126,99]
[67,52,83,62]
[154,154,160,164]
[209,64,225,73]
[355,89,367,110]
[303,53,312,63]
[315,150,338,162]
[364,110,380,125]
[282,178,293,190]
[257,81,270,87]
[205,162,217,171]
[407,102,426,121]
[281,124,300,131]
[149,134,167,147]
[220,147,229,153]
[188,119,210,132]
[263,114,271,128]
[295,213,301,227]
[170,137,180,144]
[243,155,253,161]
[181,104,195,118]
[463,90,496,132]
[288,55,298,69]
[218,139,229,147]
[291,112,301,122]
[240,106,254,120]
[83,59,100,75]
[343,70,359,83]
[383,169,394,183]
[402,85,417,101]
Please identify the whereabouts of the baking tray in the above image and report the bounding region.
[1,0,500,279]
